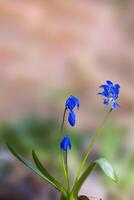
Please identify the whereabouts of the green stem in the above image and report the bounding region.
[75,109,112,181]
[71,163,96,198]
[65,150,70,191]
[61,151,70,191]
[60,107,70,192]
[60,108,67,135]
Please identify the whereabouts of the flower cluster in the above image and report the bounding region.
[98,80,120,110]
[65,96,80,127]
[60,80,121,152]
[60,95,80,151]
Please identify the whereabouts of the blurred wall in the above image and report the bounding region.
[0,0,134,119]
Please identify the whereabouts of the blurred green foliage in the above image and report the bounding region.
[0,116,134,198]
[99,123,134,197]
[0,116,86,180]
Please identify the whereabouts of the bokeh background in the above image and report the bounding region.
[0,0,134,200]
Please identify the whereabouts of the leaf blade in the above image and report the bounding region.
[95,158,118,183]
[7,143,46,177]
[7,144,67,196]
[71,158,118,198]
[32,150,67,196]
[71,163,96,198]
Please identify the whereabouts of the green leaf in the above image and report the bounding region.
[7,144,67,197]
[32,150,67,196]
[71,163,96,198]
[95,158,118,183]
[71,158,118,198]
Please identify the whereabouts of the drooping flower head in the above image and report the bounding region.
[60,135,72,151]
[98,80,120,110]
[65,95,80,127]
[65,95,80,111]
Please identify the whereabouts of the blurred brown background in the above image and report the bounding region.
[0,1,134,200]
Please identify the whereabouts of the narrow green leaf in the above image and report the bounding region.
[95,158,118,183]
[71,163,96,198]
[32,150,67,196]
[7,144,51,182]
[7,144,67,197]
[71,158,118,198]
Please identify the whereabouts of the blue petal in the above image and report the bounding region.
[60,135,72,151]
[103,99,110,105]
[113,84,120,95]
[66,96,75,110]
[66,96,80,110]
[103,90,110,97]
[97,92,104,96]
[98,90,109,97]
[99,84,109,90]
[109,87,117,97]
[113,87,119,94]
[68,110,76,126]
[112,86,120,100]
[114,84,120,88]
[106,80,113,86]
[111,101,120,110]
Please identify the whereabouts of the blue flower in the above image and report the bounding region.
[66,95,80,111]
[98,80,120,110]
[60,135,72,151]
[68,110,76,126]
[65,95,79,127]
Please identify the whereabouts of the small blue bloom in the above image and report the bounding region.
[98,80,120,110]
[68,110,76,126]
[60,135,72,151]
[65,95,79,127]
[66,95,80,111]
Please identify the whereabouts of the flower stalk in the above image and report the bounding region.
[60,107,67,136]
[60,96,80,191]
[75,108,112,182]
[60,108,70,191]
